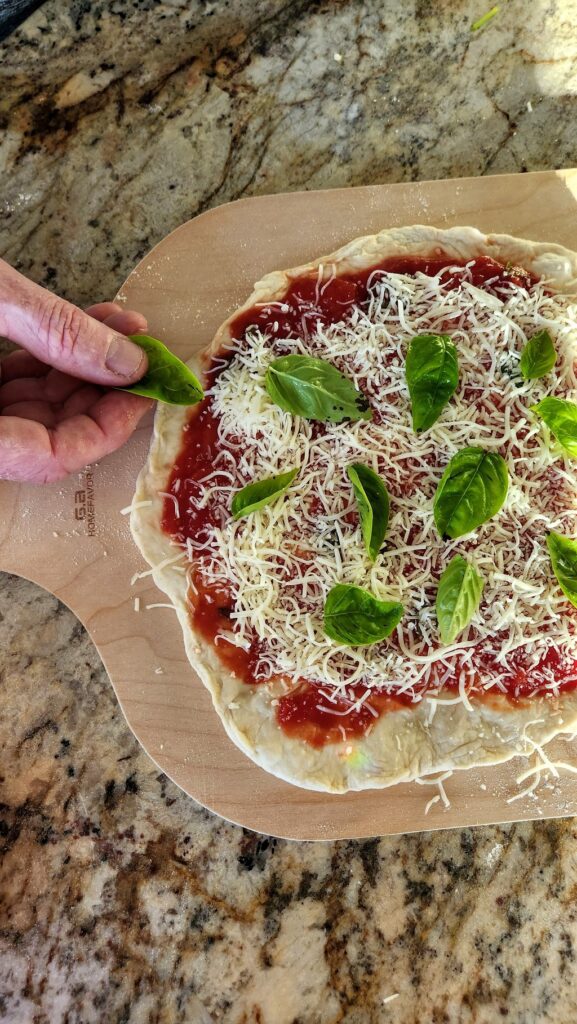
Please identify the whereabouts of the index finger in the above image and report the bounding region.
[86,304,148,336]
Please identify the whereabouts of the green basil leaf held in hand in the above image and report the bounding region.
[405,333,459,432]
[532,397,577,458]
[118,334,204,406]
[323,583,403,646]
[231,468,298,520]
[434,446,508,539]
[519,329,556,380]
[436,555,484,645]
[547,531,577,608]
[265,354,371,423]
[346,463,390,562]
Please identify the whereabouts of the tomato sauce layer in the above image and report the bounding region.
[229,254,533,341]
[161,253,575,748]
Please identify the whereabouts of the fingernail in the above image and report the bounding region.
[105,334,146,378]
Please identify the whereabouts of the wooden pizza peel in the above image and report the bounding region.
[3,169,577,839]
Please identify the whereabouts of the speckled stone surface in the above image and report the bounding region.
[2,1,577,1021]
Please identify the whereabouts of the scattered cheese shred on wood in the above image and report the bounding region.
[424,794,441,815]
[416,770,453,810]
[507,750,577,804]
[120,500,153,515]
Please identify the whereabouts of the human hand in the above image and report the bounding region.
[0,259,153,483]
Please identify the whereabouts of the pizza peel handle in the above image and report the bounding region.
[3,171,577,839]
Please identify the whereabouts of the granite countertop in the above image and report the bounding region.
[2,2,577,1021]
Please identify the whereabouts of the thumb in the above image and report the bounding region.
[0,259,147,386]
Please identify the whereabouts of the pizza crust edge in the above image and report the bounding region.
[131,225,577,793]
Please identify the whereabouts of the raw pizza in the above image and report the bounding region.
[131,225,577,793]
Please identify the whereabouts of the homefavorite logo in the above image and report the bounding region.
[73,469,96,537]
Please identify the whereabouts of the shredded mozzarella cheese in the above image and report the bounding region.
[416,769,453,808]
[120,500,153,515]
[178,266,577,707]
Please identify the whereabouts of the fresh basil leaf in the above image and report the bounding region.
[532,397,577,458]
[323,583,403,646]
[118,334,204,405]
[346,463,390,562]
[405,333,458,432]
[231,468,298,520]
[547,531,577,609]
[265,354,371,423]
[520,329,556,380]
[436,555,484,645]
[433,446,508,539]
